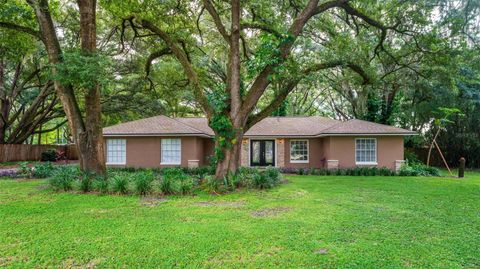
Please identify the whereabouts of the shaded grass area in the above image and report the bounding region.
[1,172,479,268]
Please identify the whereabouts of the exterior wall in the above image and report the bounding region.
[105,136,212,168]
[203,138,215,165]
[283,138,325,169]
[104,135,404,170]
[324,136,404,170]
[241,139,249,166]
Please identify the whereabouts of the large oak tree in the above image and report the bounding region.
[112,0,408,178]
[0,0,106,175]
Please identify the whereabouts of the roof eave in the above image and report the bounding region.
[102,133,214,138]
[318,132,417,137]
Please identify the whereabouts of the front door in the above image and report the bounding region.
[250,140,275,166]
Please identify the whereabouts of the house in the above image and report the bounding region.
[102,115,416,171]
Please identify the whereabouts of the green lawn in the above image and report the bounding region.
[1,173,479,268]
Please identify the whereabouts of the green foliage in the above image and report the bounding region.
[398,163,440,177]
[32,162,55,178]
[246,33,293,81]
[159,176,176,195]
[18,162,32,178]
[40,149,57,162]
[78,172,94,193]
[404,150,421,164]
[93,178,109,194]
[49,166,79,191]
[252,167,282,189]
[202,175,221,194]
[177,177,194,195]
[78,172,106,193]
[182,166,215,177]
[159,168,187,194]
[281,167,397,176]
[53,50,112,90]
[133,170,154,195]
[433,107,464,127]
[111,174,129,194]
[209,113,236,164]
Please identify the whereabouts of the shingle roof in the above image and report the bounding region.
[175,117,215,136]
[244,116,340,136]
[322,119,416,135]
[103,115,207,136]
[103,115,415,137]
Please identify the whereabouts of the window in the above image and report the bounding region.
[290,140,308,163]
[106,139,126,164]
[355,138,377,164]
[161,138,181,165]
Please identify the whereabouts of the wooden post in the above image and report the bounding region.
[427,128,441,166]
[458,157,465,178]
[433,140,452,176]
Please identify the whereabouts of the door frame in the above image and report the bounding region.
[249,138,276,167]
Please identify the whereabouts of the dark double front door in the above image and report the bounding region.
[250,140,275,166]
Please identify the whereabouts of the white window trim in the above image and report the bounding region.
[355,138,378,165]
[106,139,126,165]
[160,138,182,165]
[290,139,309,163]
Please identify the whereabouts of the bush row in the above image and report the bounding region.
[280,163,440,177]
[48,166,283,195]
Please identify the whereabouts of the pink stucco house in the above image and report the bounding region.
[102,115,415,171]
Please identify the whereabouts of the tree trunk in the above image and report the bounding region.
[77,0,106,174]
[0,59,6,144]
[214,130,243,179]
[29,0,106,175]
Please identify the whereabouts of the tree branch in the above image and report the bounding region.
[246,60,369,129]
[145,48,171,76]
[241,22,283,38]
[32,120,67,134]
[137,18,213,117]
[203,0,230,42]
[241,0,345,119]
[0,21,43,40]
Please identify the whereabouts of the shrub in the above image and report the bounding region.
[252,172,269,189]
[41,149,57,162]
[182,166,215,177]
[32,162,55,178]
[134,171,154,195]
[379,167,394,176]
[398,163,440,177]
[78,172,95,193]
[18,162,33,178]
[93,178,109,194]
[159,176,176,195]
[264,167,281,186]
[202,175,220,194]
[162,168,186,178]
[49,166,78,191]
[404,149,421,164]
[178,177,194,195]
[234,167,257,188]
[279,167,297,174]
[111,174,129,194]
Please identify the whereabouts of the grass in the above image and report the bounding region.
[1,172,479,268]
